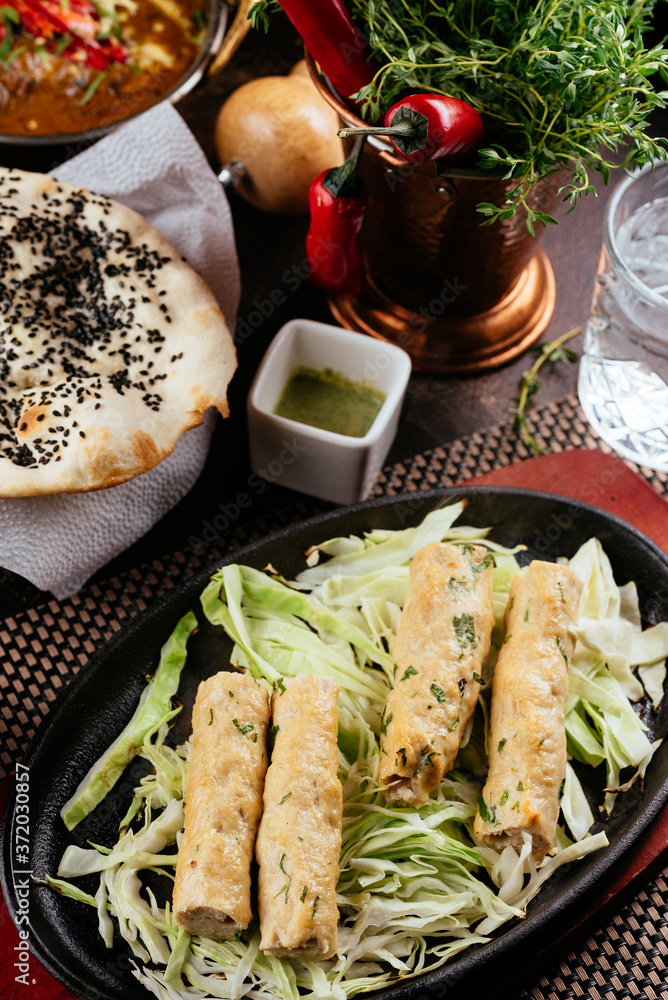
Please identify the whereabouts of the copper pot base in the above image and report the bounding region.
[329,250,556,374]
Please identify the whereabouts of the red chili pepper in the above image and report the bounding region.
[340,93,485,165]
[278,0,377,106]
[306,137,366,297]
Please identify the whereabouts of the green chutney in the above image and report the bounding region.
[274,366,386,438]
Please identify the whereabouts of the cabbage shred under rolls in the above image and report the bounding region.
[379,542,495,807]
[173,671,270,939]
[474,561,583,861]
[256,674,342,960]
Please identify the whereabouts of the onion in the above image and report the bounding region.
[215,70,344,215]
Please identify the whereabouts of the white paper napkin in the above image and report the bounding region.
[0,103,240,598]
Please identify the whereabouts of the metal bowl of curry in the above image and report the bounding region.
[0,0,225,163]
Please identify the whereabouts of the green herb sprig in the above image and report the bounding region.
[510,327,580,454]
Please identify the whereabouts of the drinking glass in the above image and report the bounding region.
[578,162,668,471]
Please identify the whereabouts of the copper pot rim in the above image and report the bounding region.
[304,49,505,181]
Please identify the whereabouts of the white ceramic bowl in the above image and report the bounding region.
[247,320,412,504]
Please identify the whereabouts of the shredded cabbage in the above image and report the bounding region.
[49,502,668,998]
[60,611,197,831]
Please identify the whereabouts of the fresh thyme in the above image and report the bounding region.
[510,327,580,454]
[254,1,668,226]
[351,0,668,226]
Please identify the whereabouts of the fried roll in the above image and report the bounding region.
[474,561,583,860]
[173,671,270,939]
[256,674,342,960]
[379,542,495,807]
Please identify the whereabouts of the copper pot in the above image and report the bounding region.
[307,55,560,373]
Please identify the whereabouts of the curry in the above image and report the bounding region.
[0,0,207,136]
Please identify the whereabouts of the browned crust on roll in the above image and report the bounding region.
[473,561,583,861]
[173,672,270,939]
[379,542,495,807]
[256,674,342,960]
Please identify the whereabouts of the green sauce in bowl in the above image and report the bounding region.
[274,366,386,438]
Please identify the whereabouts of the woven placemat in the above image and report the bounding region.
[2,391,668,1000]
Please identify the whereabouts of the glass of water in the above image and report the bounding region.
[578,162,668,471]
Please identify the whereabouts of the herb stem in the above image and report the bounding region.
[511,327,581,454]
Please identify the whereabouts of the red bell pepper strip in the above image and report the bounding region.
[277,0,377,105]
[340,93,485,165]
[306,137,366,297]
[4,0,127,67]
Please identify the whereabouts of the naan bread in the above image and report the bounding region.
[0,167,237,496]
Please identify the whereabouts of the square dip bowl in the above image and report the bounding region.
[247,320,412,504]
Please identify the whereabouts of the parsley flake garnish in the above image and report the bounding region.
[399,666,418,682]
[478,794,497,825]
[453,613,478,652]
[419,745,438,767]
[275,853,291,902]
[430,682,446,704]
[556,636,568,665]
[233,719,255,736]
